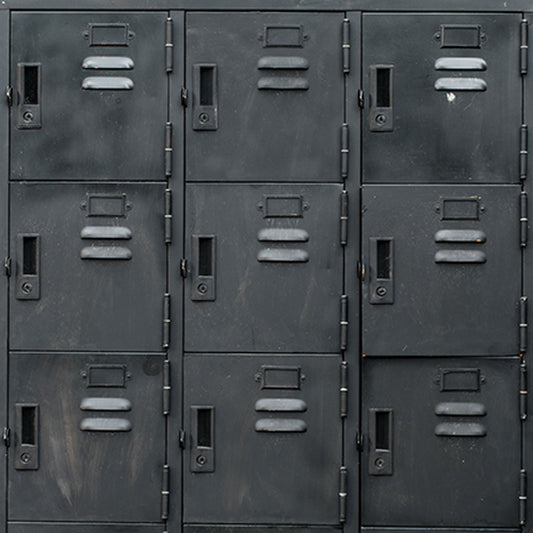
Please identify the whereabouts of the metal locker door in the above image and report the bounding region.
[8,353,165,522]
[362,13,521,183]
[362,185,520,356]
[11,12,167,180]
[10,183,166,352]
[361,357,520,527]
[183,354,342,525]
[186,12,345,182]
[184,184,344,353]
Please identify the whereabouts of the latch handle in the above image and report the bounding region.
[190,406,215,472]
[369,65,394,132]
[192,63,218,130]
[368,408,393,476]
[191,235,216,301]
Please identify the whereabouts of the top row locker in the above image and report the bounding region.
[362,13,521,183]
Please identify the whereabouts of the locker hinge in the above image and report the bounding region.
[161,464,170,520]
[521,125,528,181]
[163,359,171,415]
[180,258,188,278]
[340,361,348,418]
[2,427,10,448]
[5,86,13,107]
[521,19,529,76]
[165,18,174,73]
[356,432,364,452]
[163,293,171,349]
[179,429,186,449]
[165,122,173,178]
[340,295,348,351]
[520,469,527,525]
[358,89,364,109]
[340,191,348,246]
[341,124,349,180]
[4,257,11,277]
[521,191,528,247]
[342,19,351,74]
[339,466,347,524]
[521,296,528,353]
[165,189,172,244]
[181,87,188,107]
[521,362,528,420]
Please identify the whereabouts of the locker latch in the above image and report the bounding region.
[2,427,10,448]
[5,86,13,107]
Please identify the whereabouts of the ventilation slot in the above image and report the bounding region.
[435,78,487,91]
[82,56,134,70]
[435,57,487,71]
[82,77,134,90]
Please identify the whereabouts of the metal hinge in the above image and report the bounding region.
[5,86,13,107]
[180,258,188,278]
[179,429,186,449]
[165,122,173,178]
[340,191,348,246]
[165,18,173,73]
[339,466,347,524]
[521,19,529,76]
[356,431,364,452]
[358,89,364,109]
[521,125,528,181]
[2,427,10,448]
[521,362,528,420]
[342,19,350,74]
[521,469,527,525]
[163,359,171,415]
[341,124,349,180]
[165,189,172,244]
[521,296,528,353]
[181,87,188,107]
[4,257,11,277]
[161,464,170,520]
[340,295,348,351]
[163,293,171,349]
[522,191,528,247]
[340,361,348,418]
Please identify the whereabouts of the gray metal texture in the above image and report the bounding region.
[0,5,530,533]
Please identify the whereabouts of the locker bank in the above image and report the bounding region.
[0,0,531,532]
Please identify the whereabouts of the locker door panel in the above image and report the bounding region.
[362,185,520,356]
[184,184,343,353]
[186,12,344,182]
[362,13,521,183]
[10,183,166,352]
[361,357,520,527]
[8,353,165,522]
[183,354,341,525]
[11,12,167,180]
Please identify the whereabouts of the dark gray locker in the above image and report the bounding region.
[184,184,344,353]
[361,357,520,527]
[183,354,342,525]
[10,183,166,352]
[11,12,167,180]
[362,13,521,183]
[186,12,344,182]
[8,353,165,522]
[362,185,520,356]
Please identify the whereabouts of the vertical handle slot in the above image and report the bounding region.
[369,65,393,132]
[190,406,215,472]
[193,64,218,131]
[17,63,42,129]
[191,235,216,301]
[368,408,392,476]
[16,234,41,300]
[15,404,39,470]
[369,237,394,304]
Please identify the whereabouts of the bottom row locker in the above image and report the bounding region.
[8,353,166,524]
[362,357,521,528]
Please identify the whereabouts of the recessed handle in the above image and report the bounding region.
[190,406,215,472]
[369,65,394,132]
[369,237,394,304]
[16,234,40,300]
[17,63,42,129]
[368,408,393,476]
[193,64,218,131]
[191,235,216,301]
[15,403,39,470]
